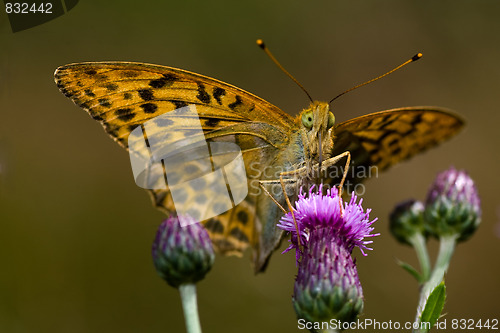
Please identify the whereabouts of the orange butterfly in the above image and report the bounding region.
[54,45,463,272]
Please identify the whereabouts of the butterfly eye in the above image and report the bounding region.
[327,112,335,129]
[301,111,314,129]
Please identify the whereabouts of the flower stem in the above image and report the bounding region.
[409,233,431,281]
[179,283,202,333]
[424,235,456,304]
[413,234,457,332]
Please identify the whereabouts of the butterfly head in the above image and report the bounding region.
[299,101,335,162]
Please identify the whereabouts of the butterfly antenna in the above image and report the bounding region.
[329,53,423,104]
[257,39,314,103]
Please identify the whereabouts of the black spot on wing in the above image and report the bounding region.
[230,227,250,243]
[237,210,249,225]
[128,124,139,132]
[149,74,177,89]
[365,114,392,130]
[58,87,73,98]
[364,117,375,129]
[410,113,423,127]
[116,137,126,145]
[196,83,211,104]
[379,113,392,125]
[205,219,224,234]
[386,136,399,149]
[213,87,226,105]
[105,83,119,92]
[138,89,154,101]
[140,103,158,113]
[204,118,220,128]
[228,95,243,110]
[98,98,111,108]
[115,108,136,121]
[91,114,104,121]
[122,71,139,78]
[392,146,402,156]
[85,69,97,75]
[171,100,189,110]
[123,92,133,100]
[377,130,395,143]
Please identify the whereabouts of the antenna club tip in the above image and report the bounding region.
[412,53,423,61]
[256,39,265,49]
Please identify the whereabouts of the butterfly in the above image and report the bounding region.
[54,58,464,273]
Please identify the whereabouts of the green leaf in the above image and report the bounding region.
[396,259,422,282]
[420,282,446,332]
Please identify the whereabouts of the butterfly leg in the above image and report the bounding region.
[258,179,294,214]
[276,165,318,250]
[312,151,351,215]
[258,170,307,249]
[279,172,303,249]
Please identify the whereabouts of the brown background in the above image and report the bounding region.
[1,1,499,332]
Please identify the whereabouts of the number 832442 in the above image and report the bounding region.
[5,2,53,14]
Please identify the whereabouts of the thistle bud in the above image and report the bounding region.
[389,200,426,245]
[425,167,481,242]
[152,216,214,288]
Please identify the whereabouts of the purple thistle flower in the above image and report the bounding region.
[425,167,481,241]
[152,216,215,288]
[278,185,378,327]
[278,185,379,262]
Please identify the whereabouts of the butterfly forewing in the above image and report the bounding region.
[54,62,295,267]
[330,107,464,187]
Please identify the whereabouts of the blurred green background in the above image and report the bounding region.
[1,1,499,332]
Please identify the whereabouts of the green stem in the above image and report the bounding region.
[179,283,202,333]
[409,233,431,281]
[413,234,458,332]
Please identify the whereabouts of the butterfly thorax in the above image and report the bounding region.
[296,101,335,171]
